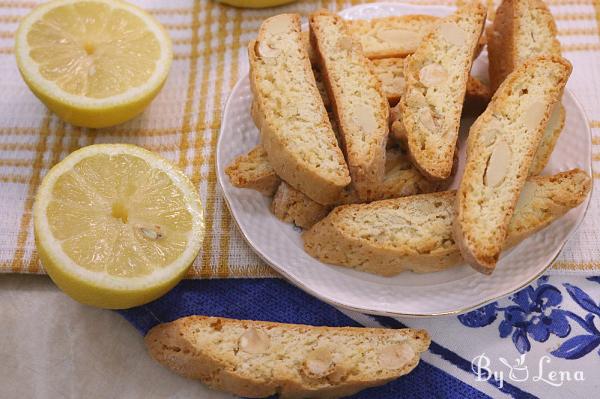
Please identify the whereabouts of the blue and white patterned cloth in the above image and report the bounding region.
[119,274,600,398]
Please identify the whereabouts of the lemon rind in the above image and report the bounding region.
[33,144,203,292]
[15,0,173,110]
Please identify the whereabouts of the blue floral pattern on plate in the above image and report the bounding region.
[458,276,600,359]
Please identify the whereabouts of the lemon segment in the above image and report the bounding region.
[15,0,172,128]
[34,145,203,309]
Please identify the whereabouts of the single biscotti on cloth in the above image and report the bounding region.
[145,315,430,399]
[249,13,350,205]
[398,3,487,181]
[303,169,590,277]
[310,10,389,202]
[454,55,572,275]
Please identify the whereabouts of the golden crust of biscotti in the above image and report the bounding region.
[399,3,486,181]
[454,56,572,274]
[145,316,430,399]
[487,0,561,92]
[529,103,566,175]
[225,146,281,196]
[310,10,389,202]
[249,14,350,205]
[303,170,590,276]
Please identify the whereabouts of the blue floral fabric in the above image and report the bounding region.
[459,277,600,360]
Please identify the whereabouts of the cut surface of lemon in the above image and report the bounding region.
[15,0,172,128]
[34,144,203,309]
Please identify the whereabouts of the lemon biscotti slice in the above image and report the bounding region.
[303,170,590,276]
[146,316,430,399]
[399,4,486,181]
[249,14,350,205]
[310,11,389,201]
[455,56,572,274]
[487,0,564,175]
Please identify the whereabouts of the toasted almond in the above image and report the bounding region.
[303,347,336,378]
[378,343,415,370]
[515,182,536,210]
[484,139,512,188]
[418,64,448,87]
[257,40,280,58]
[439,22,467,46]
[405,89,427,108]
[524,101,547,130]
[353,104,379,132]
[418,108,436,131]
[376,29,420,48]
[480,128,499,147]
[238,328,270,354]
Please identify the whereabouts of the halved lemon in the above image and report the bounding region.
[15,0,172,128]
[34,144,203,309]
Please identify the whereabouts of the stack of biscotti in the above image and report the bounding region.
[227,4,590,279]
[487,0,565,175]
[146,316,430,399]
[230,11,440,232]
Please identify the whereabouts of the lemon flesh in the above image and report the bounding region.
[34,145,203,309]
[15,0,172,128]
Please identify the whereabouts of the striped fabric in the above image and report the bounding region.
[0,0,598,277]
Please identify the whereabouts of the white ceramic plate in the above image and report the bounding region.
[216,3,593,317]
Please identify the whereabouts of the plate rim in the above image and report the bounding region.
[216,2,594,318]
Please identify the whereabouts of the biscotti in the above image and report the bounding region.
[454,56,572,274]
[370,57,492,108]
[225,146,281,196]
[271,148,439,228]
[487,0,565,175]
[487,0,561,92]
[271,181,331,229]
[310,11,389,201]
[146,316,430,399]
[249,14,350,205]
[346,15,439,59]
[399,3,486,181]
[303,170,590,276]
[529,103,566,175]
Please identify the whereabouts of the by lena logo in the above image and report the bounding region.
[471,353,585,388]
